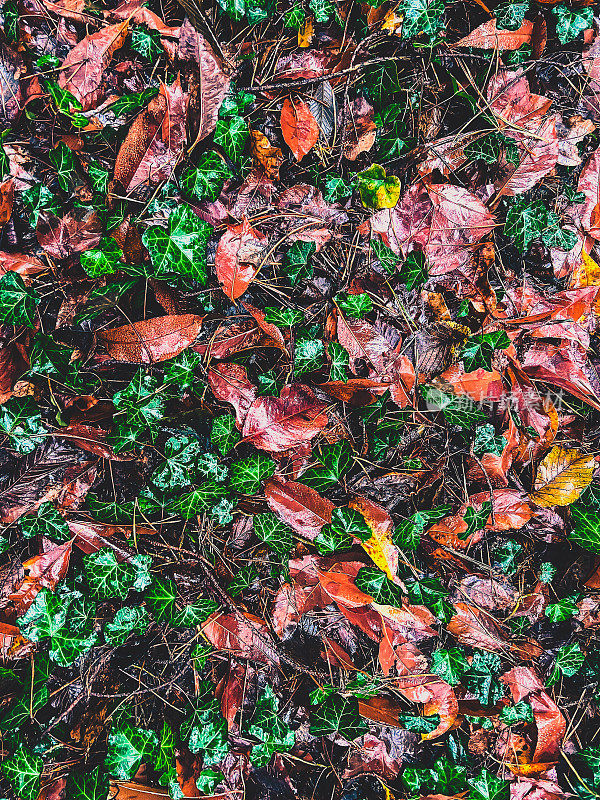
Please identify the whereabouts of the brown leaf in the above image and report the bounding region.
[215,218,267,301]
[241,385,328,453]
[58,21,129,110]
[107,0,178,36]
[343,96,376,160]
[0,178,14,226]
[97,314,203,364]
[68,519,153,562]
[208,362,257,427]
[0,325,28,405]
[178,17,231,145]
[114,78,187,193]
[496,117,560,197]
[201,610,280,664]
[36,209,102,260]
[9,542,72,614]
[280,97,320,161]
[454,18,533,49]
[265,476,335,539]
[249,129,284,180]
[55,423,134,461]
[0,251,47,280]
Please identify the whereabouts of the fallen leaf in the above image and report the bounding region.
[454,18,534,49]
[215,218,267,301]
[37,209,102,259]
[97,314,203,364]
[280,97,320,161]
[9,542,72,614]
[265,476,335,539]
[208,362,257,427]
[529,446,595,507]
[242,385,328,453]
[349,496,399,581]
[202,610,280,664]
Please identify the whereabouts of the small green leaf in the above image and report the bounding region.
[0,271,39,327]
[104,606,150,646]
[357,164,401,209]
[264,306,304,326]
[20,501,69,541]
[495,0,528,30]
[1,744,42,800]
[0,396,45,453]
[468,770,510,800]
[67,766,110,800]
[163,349,201,392]
[142,204,213,284]
[230,452,275,495]
[328,341,350,382]
[399,250,428,290]
[431,647,469,685]
[499,701,534,725]
[300,441,353,492]
[295,337,324,375]
[211,414,240,455]
[545,595,579,622]
[570,505,600,553]
[105,725,158,781]
[336,292,373,318]
[355,566,404,605]
[547,641,585,685]
[310,694,369,740]
[80,237,123,277]
[182,151,231,202]
[371,238,400,274]
[285,240,315,284]
[146,578,178,623]
[214,115,248,162]
[397,0,444,39]
[254,512,293,554]
[248,685,295,765]
[151,433,202,491]
[49,141,76,190]
[552,3,593,43]
[461,331,510,372]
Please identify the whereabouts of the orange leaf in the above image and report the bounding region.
[215,217,266,301]
[455,18,533,49]
[98,314,203,364]
[349,496,399,581]
[280,97,320,161]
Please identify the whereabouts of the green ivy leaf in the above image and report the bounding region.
[254,512,293,554]
[462,651,503,706]
[461,331,510,372]
[397,713,440,733]
[371,238,400,274]
[104,606,150,646]
[211,414,240,455]
[0,396,45,453]
[1,744,42,800]
[230,452,275,495]
[175,597,219,628]
[49,141,76,190]
[66,767,110,800]
[20,501,69,541]
[285,240,315,284]
[399,250,428,290]
[547,641,585,685]
[545,595,579,622]
[398,0,444,39]
[300,441,353,492]
[405,575,453,623]
[431,647,469,685]
[469,770,510,800]
[499,701,534,725]
[422,385,486,427]
[570,505,600,553]
[151,433,202,491]
[357,164,401,209]
[187,707,229,766]
[167,482,230,518]
[465,131,520,165]
[182,151,231,202]
[142,204,213,283]
[85,548,150,600]
[106,725,158,781]
[214,115,248,162]
[310,694,369,740]
[131,26,162,59]
[336,292,373,318]
[355,566,404,605]
[80,237,123,277]
[552,3,593,44]
[264,306,304,326]
[495,0,528,30]
[248,685,295,766]
[295,337,324,375]
[394,508,449,551]
[0,271,39,327]
[107,87,159,118]
[328,341,350,382]
[22,184,60,223]
[146,578,178,623]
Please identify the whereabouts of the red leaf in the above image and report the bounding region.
[0,251,47,281]
[36,209,102,259]
[208,362,257,427]
[280,98,320,161]
[215,218,266,301]
[455,18,533,49]
[58,21,129,110]
[9,542,72,614]
[97,314,203,364]
[265,476,335,539]
[241,384,328,453]
[201,611,280,664]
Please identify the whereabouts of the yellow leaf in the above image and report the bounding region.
[569,249,600,289]
[298,15,314,47]
[529,445,595,508]
[382,8,403,33]
[349,496,399,580]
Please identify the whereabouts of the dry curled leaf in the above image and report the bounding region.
[529,445,595,507]
[97,314,203,364]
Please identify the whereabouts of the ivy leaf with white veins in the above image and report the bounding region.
[151,433,202,491]
[336,292,373,318]
[231,452,275,495]
[20,501,69,541]
[49,141,76,191]
[211,414,240,455]
[547,641,585,685]
[431,647,469,685]
[145,578,178,623]
[66,766,110,800]
[310,694,369,740]
[142,203,213,283]
[105,725,158,781]
[104,606,150,646]
[214,115,248,162]
[295,337,324,375]
[468,770,510,800]
[1,744,42,800]
[328,341,350,381]
[0,396,46,453]
[0,271,39,327]
[355,566,404,605]
[249,685,295,766]
[84,548,144,600]
[254,512,294,554]
[80,237,123,278]
[300,441,353,492]
[182,150,231,202]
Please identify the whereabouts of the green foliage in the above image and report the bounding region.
[285,240,316,284]
[371,238,400,275]
[254,512,293,554]
[248,685,295,765]
[151,433,202,491]
[431,647,469,685]
[469,770,510,800]
[264,306,304,326]
[399,250,428,290]
[145,578,178,623]
[104,606,150,645]
[0,396,45,453]
[19,587,97,666]
[214,116,248,162]
[500,700,534,725]
[461,502,492,539]
[105,724,158,781]
[20,501,69,540]
[211,414,240,455]
[548,641,584,685]
[85,548,151,600]
[397,713,440,733]
[570,505,600,553]
[461,331,510,372]
[495,1,529,30]
[552,4,593,43]
[422,385,486,427]
[22,184,60,223]
[300,441,353,491]
[465,131,520,165]
[355,566,404,605]
[1,744,43,800]
[394,508,449,550]
[131,27,162,60]
[474,424,506,456]
[336,292,373,318]
[316,505,372,555]
[403,756,467,796]
[357,164,401,209]
[49,141,76,190]
[493,538,522,574]
[461,650,503,705]
[80,237,123,277]
[110,370,166,450]
[230,452,275,494]
[504,198,578,253]
[397,0,445,40]
[0,271,39,327]
[545,595,579,622]
[143,203,213,283]
[182,151,231,202]
[405,575,453,622]
[310,694,368,740]
[163,349,201,392]
[186,702,229,766]
[328,342,350,381]
[294,337,324,375]
[107,88,159,118]
[66,767,110,800]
